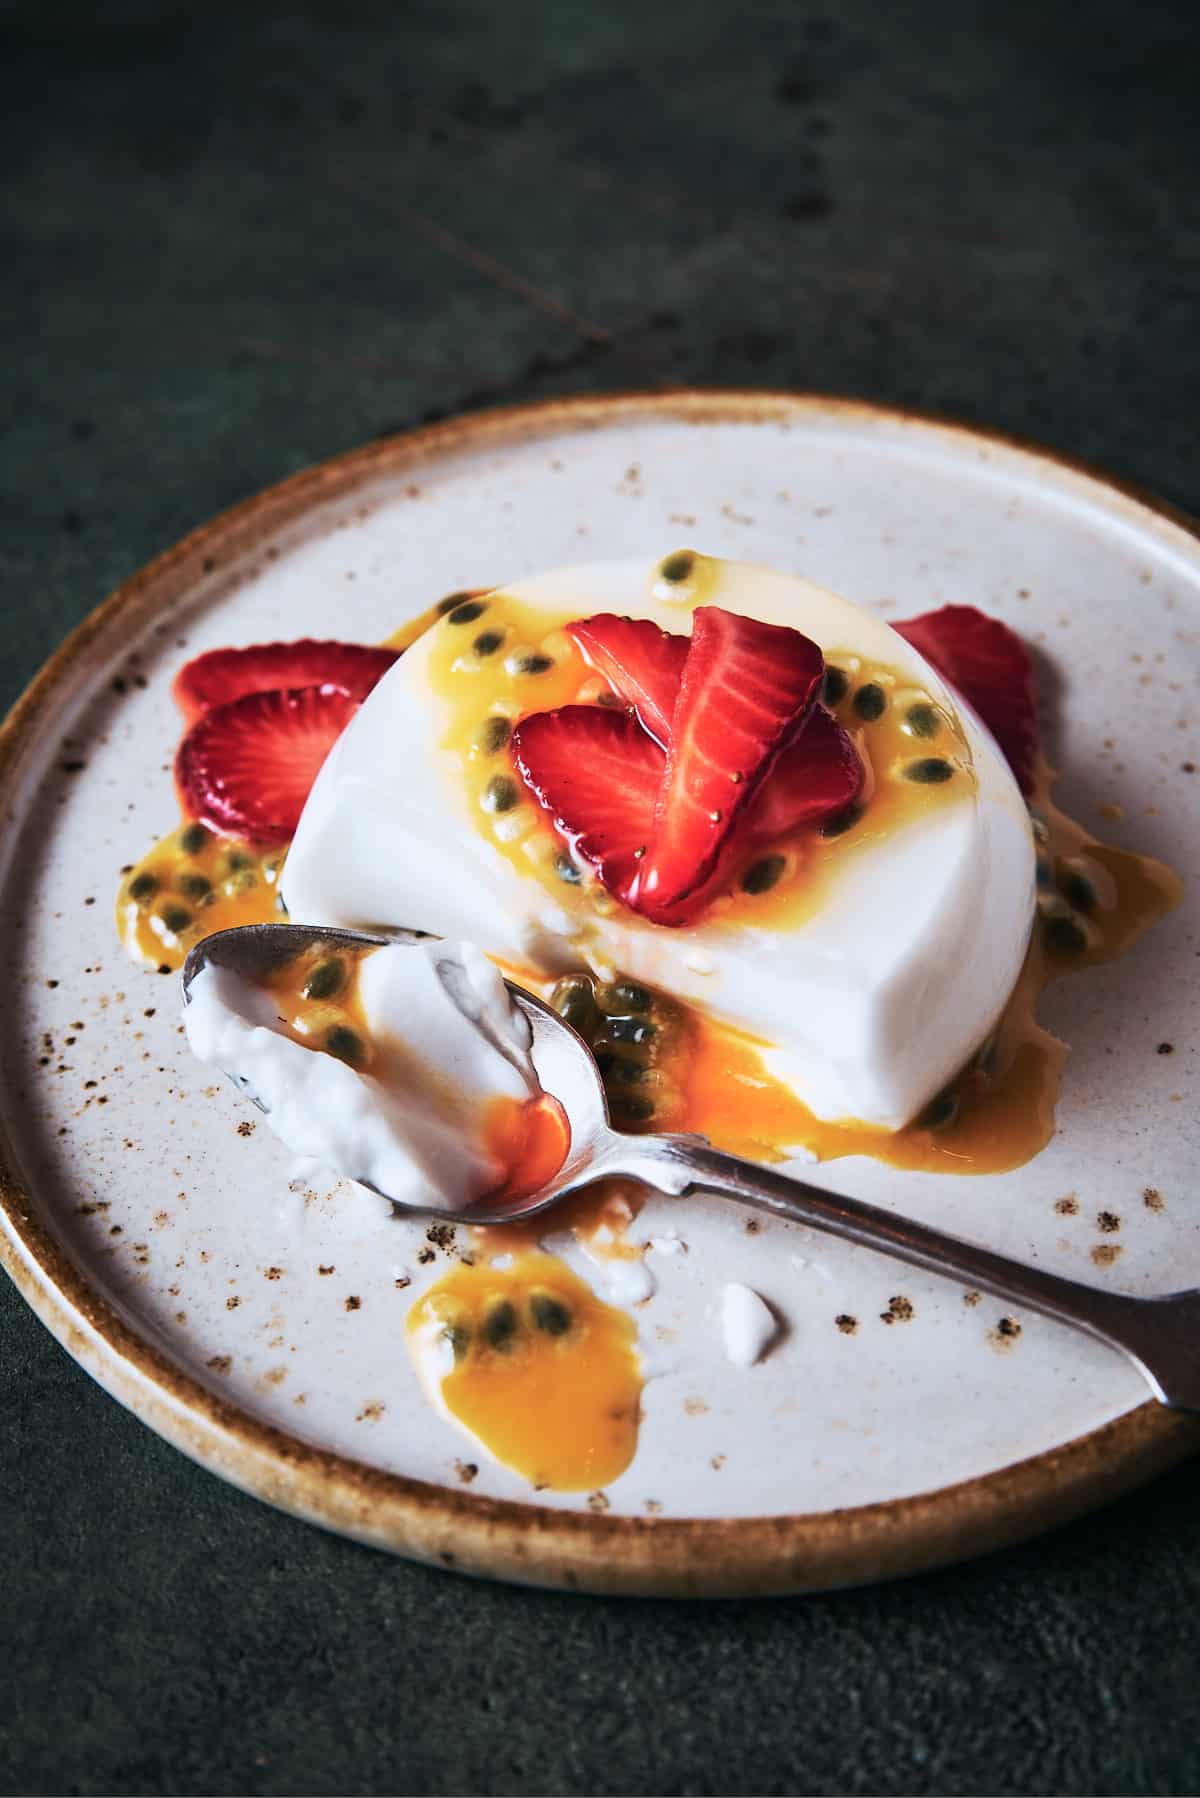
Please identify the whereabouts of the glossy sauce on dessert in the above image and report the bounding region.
[406,1251,641,1491]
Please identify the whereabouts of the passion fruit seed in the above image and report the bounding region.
[302,957,346,1001]
[741,853,787,895]
[438,591,476,614]
[227,869,258,894]
[550,975,598,1034]
[482,774,518,814]
[918,1090,959,1130]
[517,653,553,675]
[1044,913,1088,955]
[904,702,940,739]
[904,757,954,784]
[852,683,886,722]
[821,804,862,839]
[161,904,191,935]
[482,1300,518,1351]
[179,822,210,855]
[441,1320,471,1361]
[1036,855,1054,888]
[610,981,651,1013]
[325,1025,364,1065]
[1060,870,1096,913]
[822,665,849,706]
[553,851,582,885]
[223,848,253,873]
[178,872,212,900]
[611,1059,646,1084]
[473,630,504,656]
[660,551,694,584]
[128,871,158,901]
[609,1015,655,1044]
[448,600,486,626]
[613,1093,656,1123]
[477,715,511,755]
[530,1293,572,1336]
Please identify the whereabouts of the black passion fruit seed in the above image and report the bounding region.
[1060,870,1096,913]
[551,976,599,1033]
[441,1321,470,1360]
[161,904,191,934]
[178,872,212,900]
[553,852,582,885]
[660,551,694,584]
[483,1301,518,1351]
[918,1090,959,1130]
[822,665,849,705]
[448,600,486,626]
[223,848,252,872]
[473,630,504,656]
[1036,855,1054,889]
[852,683,886,722]
[611,1059,646,1084]
[438,590,475,614]
[904,703,940,740]
[303,958,346,1001]
[179,822,210,855]
[530,1293,572,1336]
[1044,913,1088,955]
[483,774,518,813]
[821,804,862,839]
[614,1093,655,1122]
[477,715,511,754]
[741,854,786,895]
[325,1026,364,1065]
[610,981,651,1012]
[128,871,157,901]
[904,757,954,784]
[609,1015,655,1044]
[517,653,553,675]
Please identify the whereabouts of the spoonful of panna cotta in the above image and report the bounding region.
[184,922,1200,1413]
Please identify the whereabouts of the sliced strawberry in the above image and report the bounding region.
[511,706,663,900]
[634,607,825,923]
[893,606,1038,795]
[567,614,687,746]
[747,705,864,840]
[172,639,398,723]
[175,685,360,843]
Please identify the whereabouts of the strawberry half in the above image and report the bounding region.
[512,706,663,899]
[567,614,687,747]
[173,639,398,724]
[748,705,865,841]
[892,606,1038,794]
[634,607,825,923]
[175,685,360,843]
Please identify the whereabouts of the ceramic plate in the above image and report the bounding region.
[2,393,1197,1596]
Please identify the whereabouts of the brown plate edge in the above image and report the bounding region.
[2,386,1198,1598]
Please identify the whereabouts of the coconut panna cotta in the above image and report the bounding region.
[283,554,1036,1144]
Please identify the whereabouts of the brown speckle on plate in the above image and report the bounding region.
[455,1460,479,1484]
[236,1120,255,1137]
[344,1295,362,1312]
[1091,1243,1123,1268]
[683,1396,709,1416]
[989,1317,1023,1350]
[1144,1187,1165,1212]
[356,1399,385,1422]
[1055,1195,1080,1216]
[587,1491,611,1513]
[1096,1211,1121,1233]
[206,1355,232,1376]
[880,1295,914,1325]
[835,1313,858,1334]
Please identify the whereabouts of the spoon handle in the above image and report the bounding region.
[603,1133,1200,1411]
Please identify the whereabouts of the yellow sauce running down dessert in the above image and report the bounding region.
[407,1252,641,1491]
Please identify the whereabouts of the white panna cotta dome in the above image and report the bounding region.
[282,555,1036,1133]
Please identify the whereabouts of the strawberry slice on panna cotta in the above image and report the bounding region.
[516,605,852,925]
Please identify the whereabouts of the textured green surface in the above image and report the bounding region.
[3,3,1199,1793]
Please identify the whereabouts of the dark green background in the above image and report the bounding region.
[3,4,1199,1793]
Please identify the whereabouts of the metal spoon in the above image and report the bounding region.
[183,923,1200,1412]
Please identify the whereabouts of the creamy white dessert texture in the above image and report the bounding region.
[721,1283,780,1366]
[284,556,1036,1133]
[184,940,538,1211]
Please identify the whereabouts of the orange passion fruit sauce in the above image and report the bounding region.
[115,582,1181,1491]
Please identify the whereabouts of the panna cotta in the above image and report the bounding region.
[283,555,1037,1132]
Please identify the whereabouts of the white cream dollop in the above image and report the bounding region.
[720,1283,780,1366]
[183,939,538,1212]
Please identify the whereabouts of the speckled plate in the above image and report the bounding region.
[1,393,1197,1596]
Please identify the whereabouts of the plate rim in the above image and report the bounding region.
[2,386,1198,1596]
